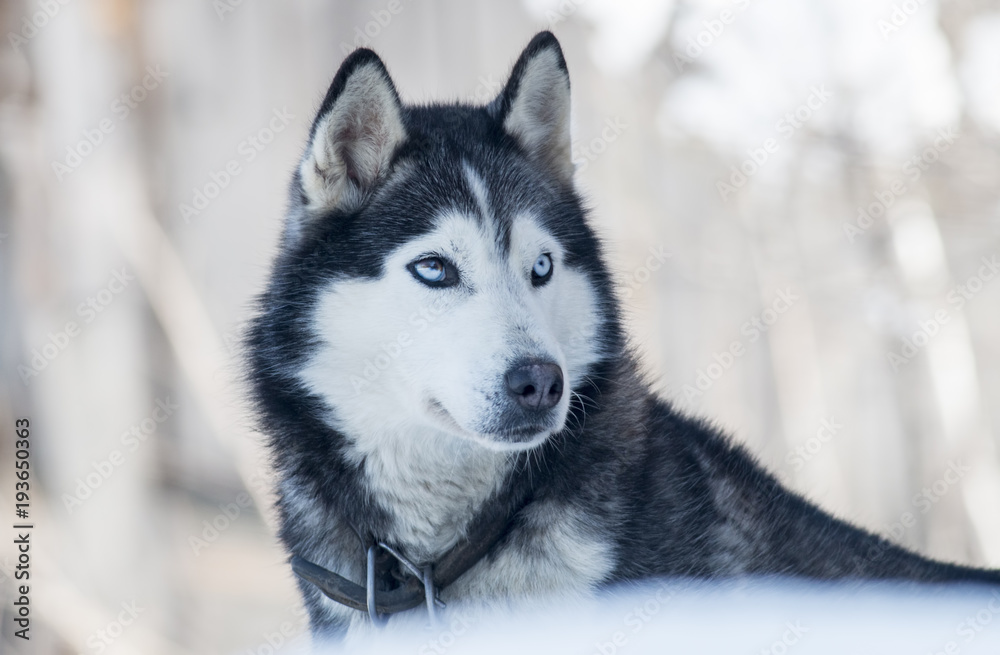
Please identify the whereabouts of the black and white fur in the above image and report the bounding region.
[246,32,1000,639]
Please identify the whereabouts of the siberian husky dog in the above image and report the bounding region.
[246,31,999,638]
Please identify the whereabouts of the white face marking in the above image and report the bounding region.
[464,162,494,223]
[299,211,604,446]
[299,204,604,449]
[297,178,605,553]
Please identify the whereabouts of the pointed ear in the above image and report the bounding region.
[299,49,407,212]
[491,32,573,184]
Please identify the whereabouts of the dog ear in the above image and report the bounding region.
[491,32,573,184]
[299,49,407,212]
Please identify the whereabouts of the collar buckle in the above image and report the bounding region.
[374,542,445,626]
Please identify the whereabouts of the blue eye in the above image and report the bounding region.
[531,253,553,286]
[408,257,458,287]
[415,259,444,282]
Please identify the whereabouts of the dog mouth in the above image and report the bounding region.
[492,425,550,440]
[426,399,552,449]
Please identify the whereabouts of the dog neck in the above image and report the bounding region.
[343,423,516,562]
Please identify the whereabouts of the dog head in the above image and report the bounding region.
[262,33,623,453]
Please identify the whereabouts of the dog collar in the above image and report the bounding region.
[291,490,531,626]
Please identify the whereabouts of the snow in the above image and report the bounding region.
[308,579,1000,654]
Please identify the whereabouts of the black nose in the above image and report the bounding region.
[505,361,564,411]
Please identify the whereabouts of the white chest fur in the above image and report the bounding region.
[348,426,617,603]
[357,426,512,561]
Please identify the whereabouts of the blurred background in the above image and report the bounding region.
[1,0,999,652]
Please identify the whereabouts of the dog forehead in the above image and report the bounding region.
[377,161,553,261]
[415,207,557,262]
[459,162,557,255]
